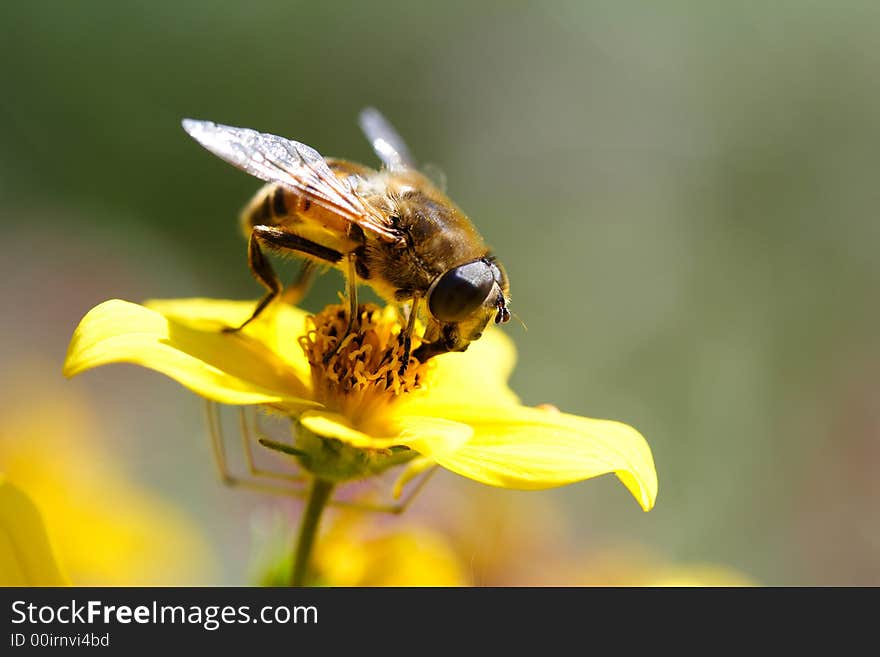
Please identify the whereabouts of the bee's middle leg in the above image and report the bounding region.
[322,254,360,364]
[345,254,359,332]
[281,260,317,306]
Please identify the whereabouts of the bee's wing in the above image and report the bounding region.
[182,119,399,242]
[358,107,416,171]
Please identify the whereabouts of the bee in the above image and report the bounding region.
[181,108,510,367]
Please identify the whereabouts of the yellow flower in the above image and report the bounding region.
[315,522,465,586]
[252,496,750,587]
[0,373,216,585]
[251,511,466,586]
[63,298,658,510]
[0,477,67,586]
[570,548,756,587]
[430,485,748,587]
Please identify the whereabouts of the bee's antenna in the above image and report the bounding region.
[510,310,527,332]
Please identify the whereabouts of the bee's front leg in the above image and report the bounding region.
[397,294,421,375]
[412,323,463,363]
[411,340,451,363]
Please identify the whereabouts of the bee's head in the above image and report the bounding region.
[420,257,510,358]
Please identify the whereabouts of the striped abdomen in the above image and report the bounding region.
[240,184,314,234]
[239,183,363,253]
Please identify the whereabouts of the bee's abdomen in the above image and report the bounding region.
[240,184,311,236]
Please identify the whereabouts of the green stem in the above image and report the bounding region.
[290,477,334,587]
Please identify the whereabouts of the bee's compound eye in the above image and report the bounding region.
[428,261,496,322]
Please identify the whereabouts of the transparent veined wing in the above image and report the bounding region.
[358,107,416,171]
[182,119,398,241]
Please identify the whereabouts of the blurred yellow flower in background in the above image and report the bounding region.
[388,487,755,587]
[568,548,755,587]
[252,510,466,586]
[314,521,465,586]
[64,298,658,510]
[0,477,67,586]
[0,368,216,585]
[251,493,752,587]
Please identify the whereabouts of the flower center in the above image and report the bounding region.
[299,304,430,428]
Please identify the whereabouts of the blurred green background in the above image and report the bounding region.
[2,1,879,585]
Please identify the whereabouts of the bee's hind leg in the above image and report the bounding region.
[223,231,282,333]
[226,226,342,333]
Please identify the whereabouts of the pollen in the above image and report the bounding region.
[299,303,429,425]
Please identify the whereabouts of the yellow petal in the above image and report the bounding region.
[300,410,472,456]
[144,298,312,383]
[64,299,315,407]
[401,327,520,415]
[0,476,68,585]
[299,411,384,448]
[431,405,658,511]
[395,415,473,456]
